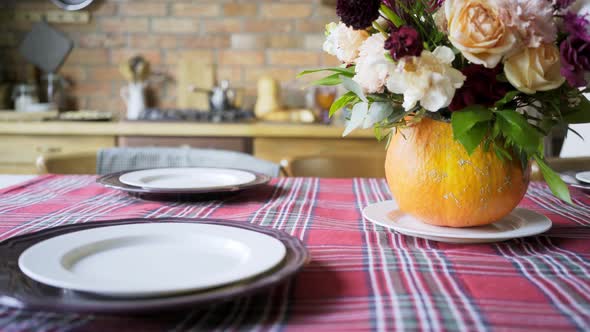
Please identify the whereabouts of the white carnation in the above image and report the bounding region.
[353,34,394,94]
[386,46,466,112]
[323,22,369,65]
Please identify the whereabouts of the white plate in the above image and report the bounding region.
[18,223,286,297]
[362,200,552,243]
[575,171,590,184]
[119,168,257,190]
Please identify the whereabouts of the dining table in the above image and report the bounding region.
[0,174,588,331]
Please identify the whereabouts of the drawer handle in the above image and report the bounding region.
[36,146,62,154]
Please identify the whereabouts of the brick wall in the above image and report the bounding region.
[0,0,338,113]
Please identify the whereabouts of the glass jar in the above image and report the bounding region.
[12,84,38,112]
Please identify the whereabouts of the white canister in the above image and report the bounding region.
[120,82,146,120]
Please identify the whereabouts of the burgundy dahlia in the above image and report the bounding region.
[336,0,381,30]
[560,36,590,87]
[384,26,423,61]
[449,65,511,111]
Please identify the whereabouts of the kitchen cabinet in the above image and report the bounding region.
[0,122,381,174]
[0,134,116,174]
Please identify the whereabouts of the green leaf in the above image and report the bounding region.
[364,102,394,128]
[494,91,520,108]
[297,67,355,78]
[538,117,558,134]
[562,96,590,123]
[568,126,585,141]
[451,105,493,138]
[495,110,543,154]
[493,143,513,161]
[329,92,357,117]
[341,76,368,103]
[455,122,489,155]
[384,53,395,63]
[343,102,369,137]
[379,4,404,27]
[311,73,342,86]
[374,126,383,141]
[534,155,572,204]
[492,120,502,138]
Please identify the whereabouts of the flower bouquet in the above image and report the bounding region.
[300,0,590,227]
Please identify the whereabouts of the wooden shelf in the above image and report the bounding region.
[0,121,377,139]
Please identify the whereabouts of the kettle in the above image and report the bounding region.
[190,80,237,112]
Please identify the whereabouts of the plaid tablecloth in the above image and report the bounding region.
[0,175,588,332]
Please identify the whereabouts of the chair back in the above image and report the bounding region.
[281,154,385,178]
[36,152,97,175]
[37,147,281,177]
[97,147,280,176]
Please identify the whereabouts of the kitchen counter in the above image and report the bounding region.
[0,121,376,139]
[0,121,385,174]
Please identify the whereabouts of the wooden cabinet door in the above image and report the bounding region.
[0,135,116,174]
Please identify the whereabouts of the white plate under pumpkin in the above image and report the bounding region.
[362,200,552,243]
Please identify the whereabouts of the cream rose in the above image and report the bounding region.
[386,46,466,112]
[323,22,369,65]
[445,0,517,68]
[504,43,565,94]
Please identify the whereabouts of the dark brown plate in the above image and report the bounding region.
[97,168,271,198]
[0,219,308,314]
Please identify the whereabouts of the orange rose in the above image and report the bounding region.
[445,0,517,68]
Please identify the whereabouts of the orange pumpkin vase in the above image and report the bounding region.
[385,117,530,227]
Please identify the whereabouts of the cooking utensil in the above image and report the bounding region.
[19,21,73,74]
[190,80,238,112]
[119,56,150,83]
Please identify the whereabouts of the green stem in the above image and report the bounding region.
[372,21,388,38]
[379,4,404,28]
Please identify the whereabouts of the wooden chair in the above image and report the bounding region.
[280,154,588,180]
[36,152,97,175]
[280,154,386,178]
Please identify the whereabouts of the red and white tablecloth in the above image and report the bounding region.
[0,175,588,331]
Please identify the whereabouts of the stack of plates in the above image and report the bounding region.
[97,167,271,198]
[0,219,308,314]
[362,200,552,243]
[562,171,590,192]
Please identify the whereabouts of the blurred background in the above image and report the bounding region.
[0,0,341,118]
